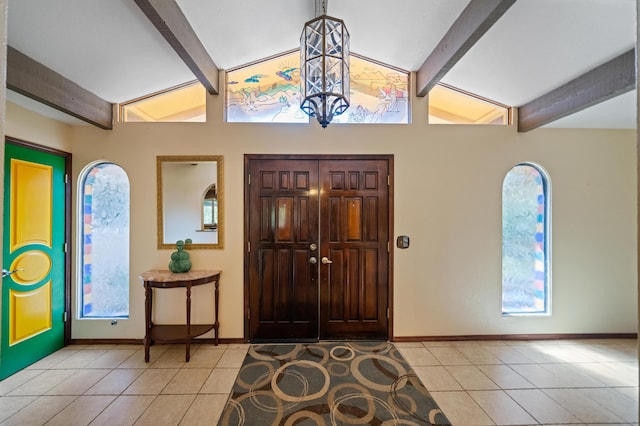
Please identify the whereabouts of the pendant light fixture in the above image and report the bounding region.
[300,0,350,128]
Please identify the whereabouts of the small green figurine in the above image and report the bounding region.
[168,238,192,273]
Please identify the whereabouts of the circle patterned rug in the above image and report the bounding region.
[218,342,450,425]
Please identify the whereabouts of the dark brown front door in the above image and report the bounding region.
[245,155,392,341]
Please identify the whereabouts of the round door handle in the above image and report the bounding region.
[321,257,333,264]
[309,257,317,264]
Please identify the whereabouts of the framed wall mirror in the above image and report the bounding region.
[157,155,224,249]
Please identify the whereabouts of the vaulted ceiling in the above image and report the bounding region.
[6,0,637,130]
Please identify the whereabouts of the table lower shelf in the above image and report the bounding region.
[149,324,215,343]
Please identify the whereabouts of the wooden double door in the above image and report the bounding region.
[245,155,392,341]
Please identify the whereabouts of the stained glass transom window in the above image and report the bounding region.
[225,51,409,124]
[79,162,130,318]
[502,164,550,315]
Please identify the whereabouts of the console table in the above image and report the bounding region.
[140,269,221,362]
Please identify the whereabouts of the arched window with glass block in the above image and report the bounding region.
[78,162,130,318]
[502,163,550,315]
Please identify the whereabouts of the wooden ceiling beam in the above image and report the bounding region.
[7,46,113,130]
[416,0,516,97]
[518,48,636,132]
[134,0,219,95]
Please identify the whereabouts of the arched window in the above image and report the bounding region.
[78,162,130,318]
[502,163,550,315]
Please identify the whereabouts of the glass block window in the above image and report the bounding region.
[502,164,550,315]
[429,83,510,125]
[120,81,205,122]
[79,162,130,318]
[225,51,409,124]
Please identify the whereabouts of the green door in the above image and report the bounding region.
[1,142,67,379]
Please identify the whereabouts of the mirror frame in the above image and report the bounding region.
[157,155,224,249]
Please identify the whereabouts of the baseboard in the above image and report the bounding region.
[391,333,638,342]
[70,334,637,346]
[69,337,248,346]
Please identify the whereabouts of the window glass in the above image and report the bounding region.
[343,55,409,124]
[225,51,409,124]
[429,83,509,125]
[226,51,307,123]
[79,163,130,318]
[502,164,549,314]
[120,81,205,122]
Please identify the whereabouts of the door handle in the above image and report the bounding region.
[309,257,317,264]
[2,268,23,278]
[321,257,332,264]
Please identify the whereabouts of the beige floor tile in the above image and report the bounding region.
[7,369,72,396]
[580,387,639,423]
[85,369,145,395]
[541,363,608,388]
[89,349,138,368]
[118,348,153,369]
[428,347,471,366]
[456,345,503,364]
[421,341,455,348]
[484,345,536,364]
[149,348,190,368]
[90,395,155,426]
[200,368,241,394]
[1,395,76,425]
[134,394,195,425]
[543,388,625,423]
[46,369,110,395]
[184,347,225,369]
[477,365,534,389]
[413,366,462,391]
[52,349,107,369]
[0,369,44,396]
[226,343,250,350]
[46,395,115,426]
[162,368,212,394]
[537,342,610,363]
[579,361,639,387]
[430,391,494,425]
[26,349,78,370]
[469,390,536,425]
[216,349,248,368]
[124,345,170,367]
[397,347,440,366]
[123,368,180,395]
[0,395,38,422]
[507,389,580,424]
[180,394,229,425]
[393,341,425,348]
[445,366,499,390]
[509,363,566,388]
[69,344,117,350]
[589,341,639,362]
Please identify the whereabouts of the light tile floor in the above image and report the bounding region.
[0,339,637,425]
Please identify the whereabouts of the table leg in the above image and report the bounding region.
[214,278,220,346]
[144,283,152,362]
[185,285,191,362]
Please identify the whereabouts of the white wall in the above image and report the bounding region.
[7,76,637,341]
[6,102,72,152]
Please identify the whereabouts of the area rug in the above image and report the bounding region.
[218,342,450,425]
